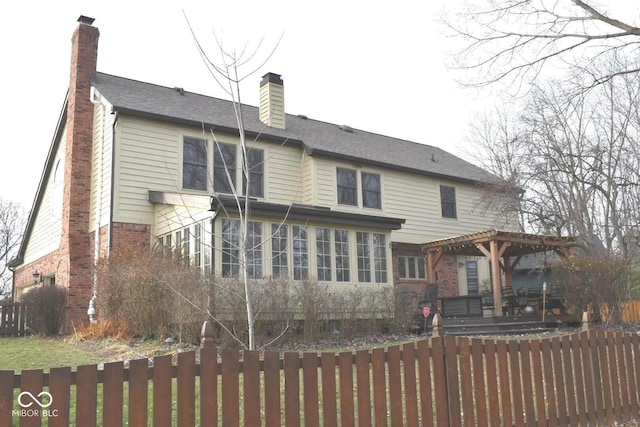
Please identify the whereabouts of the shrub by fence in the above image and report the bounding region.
[2,317,640,426]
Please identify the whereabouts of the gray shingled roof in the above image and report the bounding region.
[90,72,496,184]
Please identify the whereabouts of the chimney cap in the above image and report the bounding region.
[78,15,95,25]
[261,72,283,87]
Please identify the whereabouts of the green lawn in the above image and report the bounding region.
[0,336,102,372]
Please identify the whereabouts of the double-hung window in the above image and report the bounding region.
[292,226,309,280]
[214,142,237,194]
[357,232,388,283]
[440,185,457,219]
[245,148,264,198]
[271,224,288,279]
[362,172,381,209]
[246,222,262,278]
[336,168,357,206]
[337,168,381,209]
[183,137,208,191]
[221,219,240,277]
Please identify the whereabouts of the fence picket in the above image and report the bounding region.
[471,339,488,427]
[458,338,475,427]
[0,370,13,426]
[177,351,196,427]
[263,350,281,427]
[243,350,261,427]
[48,366,71,427]
[221,348,240,426]
[485,340,501,426]
[355,349,372,427]
[371,347,388,427]
[551,337,568,427]
[20,369,43,427]
[338,351,355,427]
[76,364,98,427]
[302,352,320,427]
[530,340,547,425]
[541,339,558,427]
[603,331,618,423]
[152,354,173,427]
[402,342,420,427]
[319,353,338,426]
[416,340,433,427]
[283,351,301,426]
[103,361,124,427]
[128,358,149,427]
[518,340,535,427]
[387,345,403,427]
[199,347,218,427]
[431,335,450,426]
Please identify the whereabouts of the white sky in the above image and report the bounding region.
[0,0,487,211]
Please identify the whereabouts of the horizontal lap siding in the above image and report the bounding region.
[24,132,66,263]
[113,117,179,225]
[315,158,514,245]
[89,102,113,232]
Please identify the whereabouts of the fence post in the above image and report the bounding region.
[201,321,215,348]
[581,311,590,331]
[431,313,443,338]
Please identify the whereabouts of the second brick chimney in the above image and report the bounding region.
[259,72,285,129]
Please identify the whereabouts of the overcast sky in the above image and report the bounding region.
[0,0,485,211]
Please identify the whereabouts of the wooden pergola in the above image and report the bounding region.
[421,230,577,316]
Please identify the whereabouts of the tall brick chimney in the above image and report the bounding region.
[60,16,99,328]
[259,72,285,129]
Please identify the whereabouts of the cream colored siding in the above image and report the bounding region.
[89,101,113,232]
[113,115,309,227]
[313,157,516,245]
[23,131,66,263]
[154,204,211,237]
[113,116,180,225]
[264,142,306,205]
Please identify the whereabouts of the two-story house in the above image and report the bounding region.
[10,16,517,327]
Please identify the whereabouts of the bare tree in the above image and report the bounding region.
[0,199,25,299]
[445,0,640,93]
[469,65,640,258]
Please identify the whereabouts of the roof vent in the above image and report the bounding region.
[173,87,185,95]
[431,153,436,162]
[297,114,308,120]
[338,125,354,133]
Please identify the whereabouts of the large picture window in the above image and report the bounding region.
[183,137,208,191]
[356,232,371,282]
[373,233,387,283]
[246,222,263,278]
[214,142,237,194]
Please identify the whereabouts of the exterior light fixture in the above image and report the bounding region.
[32,270,41,285]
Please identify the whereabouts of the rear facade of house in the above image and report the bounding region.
[10,17,518,328]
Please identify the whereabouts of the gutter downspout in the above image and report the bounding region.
[88,88,104,322]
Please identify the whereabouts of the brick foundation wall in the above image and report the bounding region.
[110,222,152,250]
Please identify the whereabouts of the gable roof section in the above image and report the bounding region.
[90,72,496,184]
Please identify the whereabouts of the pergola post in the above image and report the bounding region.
[490,240,503,316]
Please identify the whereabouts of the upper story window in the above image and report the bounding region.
[244,148,264,198]
[183,137,208,191]
[337,168,357,206]
[213,142,237,194]
[362,172,381,209]
[337,168,382,209]
[440,185,457,219]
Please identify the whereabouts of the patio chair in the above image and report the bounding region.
[501,287,519,315]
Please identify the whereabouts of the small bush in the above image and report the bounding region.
[21,285,68,335]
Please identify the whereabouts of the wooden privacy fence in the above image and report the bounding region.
[0,302,29,337]
[1,324,640,426]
